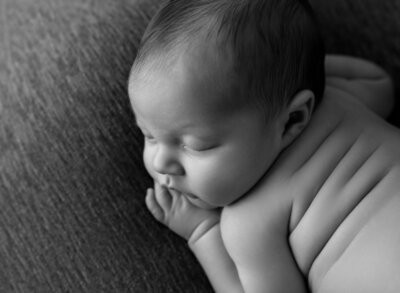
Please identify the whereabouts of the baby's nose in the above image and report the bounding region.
[152,146,184,176]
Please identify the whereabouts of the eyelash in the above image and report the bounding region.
[182,145,206,153]
[183,144,217,153]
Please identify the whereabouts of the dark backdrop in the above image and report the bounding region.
[1,0,399,292]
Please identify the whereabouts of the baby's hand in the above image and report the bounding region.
[145,182,220,241]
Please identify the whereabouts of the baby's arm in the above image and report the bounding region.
[146,183,244,293]
[325,55,394,118]
[189,222,244,293]
[222,205,309,293]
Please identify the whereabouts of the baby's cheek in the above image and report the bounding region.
[189,163,238,205]
[186,161,216,188]
[205,163,256,204]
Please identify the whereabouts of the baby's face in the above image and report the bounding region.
[129,49,283,208]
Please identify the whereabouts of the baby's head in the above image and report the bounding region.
[128,0,325,208]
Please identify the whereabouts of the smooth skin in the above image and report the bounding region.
[129,51,396,293]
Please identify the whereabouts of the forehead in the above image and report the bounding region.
[130,42,234,97]
[128,45,245,130]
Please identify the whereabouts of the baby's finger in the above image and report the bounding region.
[155,185,172,210]
[145,188,165,222]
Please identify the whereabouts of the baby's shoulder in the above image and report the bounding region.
[220,174,292,252]
[220,191,290,264]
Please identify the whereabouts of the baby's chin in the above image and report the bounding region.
[184,187,245,209]
[185,193,218,210]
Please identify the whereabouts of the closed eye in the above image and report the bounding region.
[182,144,217,153]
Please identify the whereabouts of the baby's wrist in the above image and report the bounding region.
[188,217,220,245]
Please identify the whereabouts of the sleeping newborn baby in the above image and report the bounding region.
[128,0,397,292]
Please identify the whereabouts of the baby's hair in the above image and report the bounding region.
[132,0,325,120]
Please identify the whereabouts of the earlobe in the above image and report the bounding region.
[281,90,315,149]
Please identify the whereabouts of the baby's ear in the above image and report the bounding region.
[281,89,314,148]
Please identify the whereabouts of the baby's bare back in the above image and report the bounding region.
[223,87,400,292]
[287,87,400,292]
